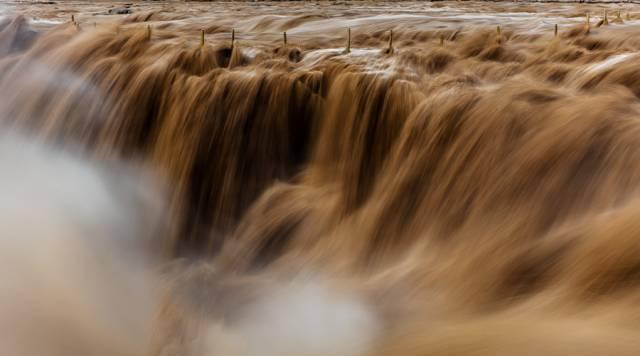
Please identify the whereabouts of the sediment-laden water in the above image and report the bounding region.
[3,2,640,355]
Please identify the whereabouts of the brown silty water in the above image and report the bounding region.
[4,1,640,355]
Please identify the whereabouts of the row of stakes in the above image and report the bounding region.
[583,10,629,34]
[148,26,379,54]
[68,10,630,54]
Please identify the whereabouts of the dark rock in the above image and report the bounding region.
[108,8,132,15]
[0,16,39,56]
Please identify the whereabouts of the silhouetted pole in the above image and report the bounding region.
[585,13,591,34]
[231,28,235,49]
[346,28,351,53]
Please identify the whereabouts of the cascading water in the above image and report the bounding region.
[3,2,640,355]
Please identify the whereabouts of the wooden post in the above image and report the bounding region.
[200,29,205,47]
[231,28,235,49]
[497,25,501,36]
[440,34,444,46]
[283,31,287,47]
[604,10,609,25]
[585,13,591,34]
[146,25,151,41]
[71,14,75,24]
[387,29,393,53]
[345,28,351,53]
[554,23,558,36]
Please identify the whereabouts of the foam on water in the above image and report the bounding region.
[586,53,636,73]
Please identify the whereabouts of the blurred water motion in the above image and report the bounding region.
[2,2,640,355]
